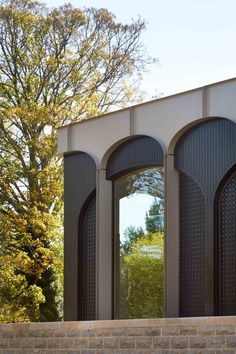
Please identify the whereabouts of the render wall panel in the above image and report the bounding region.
[133,90,202,150]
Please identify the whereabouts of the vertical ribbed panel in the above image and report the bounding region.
[175,119,236,198]
[64,152,96,321]
[106,136,163,179]
[80,196,96,320]
[175,118,236,317]
[180,173,207,317]
[218,171,236,315]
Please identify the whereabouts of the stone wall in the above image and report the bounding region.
[1,316,236,353]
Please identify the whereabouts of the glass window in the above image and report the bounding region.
[113,167,164,319]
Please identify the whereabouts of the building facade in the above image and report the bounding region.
[58,78,236,321]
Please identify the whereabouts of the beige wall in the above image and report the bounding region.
[58,78,236,164]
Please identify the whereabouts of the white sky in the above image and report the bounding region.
[45,0,236,98]
[119,194,155,240]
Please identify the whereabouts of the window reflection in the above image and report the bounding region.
[114,167,164,319]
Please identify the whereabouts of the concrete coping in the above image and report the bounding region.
[1,316,236,331]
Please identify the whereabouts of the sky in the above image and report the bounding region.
[119,194,155,239]
[45,0,236,98]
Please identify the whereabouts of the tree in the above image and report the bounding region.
[145,197,164,233]
[128,168,164,199]
[0,0,152,321]
[121,232,164,319]
[121,225,144,254]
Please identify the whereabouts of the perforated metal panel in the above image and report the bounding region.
[175,118,236,316]
[217,170,236,315]
[180,173,207,317]
[64,152,96,321]
[79,195,96,320]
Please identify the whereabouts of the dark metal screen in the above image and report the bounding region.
[79,195,96,320]
[107,136,163,179]
[64,152,96,321]
[175,118,236,316]
[180,173,207,317]
[217,170,236,315]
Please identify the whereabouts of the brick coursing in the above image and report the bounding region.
[1,316,236,353]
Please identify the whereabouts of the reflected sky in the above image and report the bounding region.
[119,194,155,241]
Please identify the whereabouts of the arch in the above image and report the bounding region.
[106,135,164,180]
[168,116,234,155]
[174,117,236,196]
[174,118,236,317]
[78,189,96,321]
[108,136,165,319]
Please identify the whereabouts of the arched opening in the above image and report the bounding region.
[106,136,164,319]
[215,165,236,316]
[113,167,164,319]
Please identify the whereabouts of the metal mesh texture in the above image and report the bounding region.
[180,173,207,317]
[218,170,236,315]
[80,196,96,320]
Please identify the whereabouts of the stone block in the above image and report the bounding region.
[66,329,81,337]
[81,328,95,337]
[153,336,170,348]
[112,327,127,336]
[215,325,235,335]
[60,338,74,348]
[199,326,216,336]
[180,326,198,335]
[190,336,208,348]
[127,327,146,336]
[40,329,56,337]
[8,338,23,348]
[20,338,34,348]
[207,336,225,348]
[119,337,135,348]
[135,336,153,348]
[2,331,14,338]
[47,338,60,349]
[0,338,8,348]
[95,328,112,337]
[103,338,119,348]
[34,338,47,348]
[145,327,161,336]
[89,338,104,348]
[162,326,180,336]
[226,335,236,348]
[74,338,88,349]
[171,336,189,348]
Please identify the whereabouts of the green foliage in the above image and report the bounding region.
[121,226,144,254]
[121,232,164,319]
[0,0,150,321]
[0,262,45,322]
[145,197,164,233]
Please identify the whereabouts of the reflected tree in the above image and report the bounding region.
[127,168,164,199]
